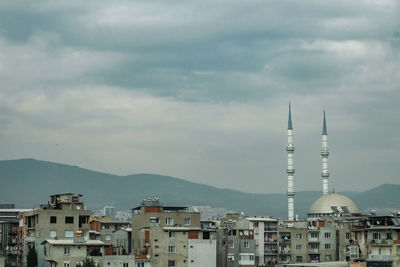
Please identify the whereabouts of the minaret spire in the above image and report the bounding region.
[321,110,329,195]
[286,102,295,220]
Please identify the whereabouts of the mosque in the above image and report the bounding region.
[285,104,359,220]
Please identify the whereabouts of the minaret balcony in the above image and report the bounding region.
[321,151,329,156]
[321,172,330,177]
[286,169,295,174]
[287,192,295,197]
[286,146,295,152]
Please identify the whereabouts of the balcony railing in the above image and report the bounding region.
[264,239,278,243]
[264,227,278,231]
[308,248,320,254]
[264,249,278,255]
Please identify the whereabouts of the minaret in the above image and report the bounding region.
[286,103,295,220]
[321,110,329,195]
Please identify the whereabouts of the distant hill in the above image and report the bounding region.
[0,159,399,218]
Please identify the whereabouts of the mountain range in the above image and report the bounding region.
[0,159,399,219]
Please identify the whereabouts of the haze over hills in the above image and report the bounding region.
[0,159,399,219]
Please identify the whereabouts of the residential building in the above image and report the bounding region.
[42,239,104,267]
[132,198,216,267]
[0,208,30,267]
[23,193,91,267]
[248,217,278,266]
[217,214,256,267]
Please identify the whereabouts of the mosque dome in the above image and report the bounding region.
[308,193,359,217]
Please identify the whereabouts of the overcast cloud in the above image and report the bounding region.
[0,0,399,193]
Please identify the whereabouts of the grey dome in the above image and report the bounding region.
[308,193,359,216]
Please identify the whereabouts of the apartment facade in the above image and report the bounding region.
[23,193,91,267]
[132,198,216,267]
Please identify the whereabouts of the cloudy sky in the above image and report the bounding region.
[0,0,399,194]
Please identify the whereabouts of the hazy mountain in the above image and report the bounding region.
[0,159,399,218]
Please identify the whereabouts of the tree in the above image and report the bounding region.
[76,258,96,267]
[26,246,38,267]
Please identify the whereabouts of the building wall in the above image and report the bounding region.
[43,244,103,267]
[103,255,135,267]
[188,238,217,267]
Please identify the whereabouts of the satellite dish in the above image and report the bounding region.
[146,254,150,259]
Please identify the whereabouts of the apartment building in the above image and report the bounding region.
[41,239,104,267]
[217,214,256,267]
[23,193,91,267]
[248,217,278,266]
[278,221,308,265]
[89,219,131,255]
[365,216,400,267]
[132,198,216,267]
[0,206,31,267]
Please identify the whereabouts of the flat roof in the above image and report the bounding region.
[132,206,189,211]
[101,220,130,224]
[247,217,278,222]
[42,240,104,246]
[163,227,201,232]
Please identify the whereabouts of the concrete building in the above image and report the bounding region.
[41,239,104,267]
[0,208,31,267]
[248,217,278,266]
[23,193,91,267]
[104,207,117,220]
[365,216,400,267]
[132,198,216,267]
[278,221,308,265]
[89,219,131,255]
[217,214,256,267]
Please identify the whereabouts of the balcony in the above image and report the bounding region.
[279,249,291,255]
[280,238,291,244]
[264,238,278,244]
[308,248,320,254]
[369,255,393,261]
[264,227,278,232]
[264,249,278,255]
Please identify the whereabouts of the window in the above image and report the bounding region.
[76,262,83,267]
[296,245,302,251]
[165,218,174,225]
[310,232,318,238]
[296,233,302,239]
[65,217,74,224]
[387,232,392,240]
[64,246,70,255]
[50,216,57,224]
[244,241,249,248]
[136,263,144,267]
[64,262,70,267]
[168,260,176,267]
[169,231,175,238]
[65,230,74,238]
[346,232,350,239]
[239,253,254,261]
[296,256,302,262]
[168,246,176,253]
[105,235,111,241]
[324,232,331,238]
[229,240,234,248]
[50,230,57,238]
[325,255,332,261]
[373,233,381,240]
[325,243,331,250]
[227,254,235,261]
[184,218,191,225]
[253,222,258,227]
[203,232,210,240]
[122,263,129,267]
